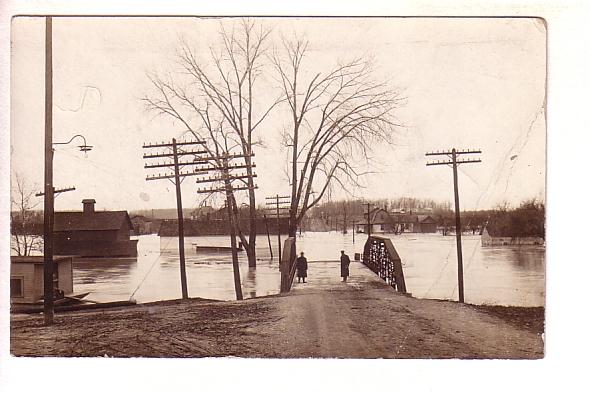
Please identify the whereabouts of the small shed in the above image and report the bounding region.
[417,215,438,233]
[10,256,74,304]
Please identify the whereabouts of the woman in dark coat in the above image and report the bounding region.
[296,252,308,283]
[340,250,351,282]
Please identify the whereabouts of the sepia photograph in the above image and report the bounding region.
[7,15,547,360]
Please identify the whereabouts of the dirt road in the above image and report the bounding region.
[10,262,543,358]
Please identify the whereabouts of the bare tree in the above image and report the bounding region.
[143,19,281,267]
[271,39,404,237]
[11,173,43,256]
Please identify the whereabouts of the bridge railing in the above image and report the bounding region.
[280,237,297,293]
[362,235,407,293]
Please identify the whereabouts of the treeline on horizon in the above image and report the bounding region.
[294,197,545,238]
[12,196,545,239]
[130,196,544,238]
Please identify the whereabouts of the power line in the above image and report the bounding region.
[128,180,210,302]
[194,151,258,298]
[425,148,482,304]
[143,138,206,300]
[35,186,75,197]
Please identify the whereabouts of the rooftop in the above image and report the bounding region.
[11,255,73,264]
[54,211,132,231]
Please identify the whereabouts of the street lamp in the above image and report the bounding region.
[53,134,93,153]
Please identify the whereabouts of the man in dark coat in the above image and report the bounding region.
[296,252,308,283]
[340,250,351,282]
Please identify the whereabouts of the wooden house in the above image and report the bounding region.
[388,213,438,233]
[53,199,138,257]
[416,215,438,233]
[10,255,73,304]
[357,208,392,234]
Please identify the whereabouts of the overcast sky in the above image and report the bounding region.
[10,17,546,212]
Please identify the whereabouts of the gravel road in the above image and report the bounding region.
[10,262,543,358]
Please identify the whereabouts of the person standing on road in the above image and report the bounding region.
[340,250,351,282]
[296,252,308,283]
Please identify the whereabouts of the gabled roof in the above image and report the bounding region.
[417,215,437,223]
[54,211,132,232]
[358,208,391,225]
[372,208,390,222]
[390,213,418,223]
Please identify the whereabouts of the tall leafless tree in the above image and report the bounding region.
[11,173,43,256]
[271,39,404,237]
[143,19,281,267]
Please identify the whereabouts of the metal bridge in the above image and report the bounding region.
[280,235,407,294]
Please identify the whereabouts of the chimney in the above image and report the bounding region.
[82,199,96,214]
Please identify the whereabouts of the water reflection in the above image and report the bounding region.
[69,232,545,307]
[244,268,257,298]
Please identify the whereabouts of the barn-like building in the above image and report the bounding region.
[53,199,138,257]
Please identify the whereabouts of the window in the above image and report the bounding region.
[10,277,24,298]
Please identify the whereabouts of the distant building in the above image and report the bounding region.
[357,208,392,234]
[190,205,216,220]
[357,209,440,234]
[130,215,161,235]
[481,227,544,246]
[10,255,73,304]
[416,215,438,233]
[53,199,138,257]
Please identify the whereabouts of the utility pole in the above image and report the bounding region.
[196,152,257,300]
[172,139,188,299]
[352,219,358,243]
[143,138,208,299]
[224,197,243,301]
[43,16,54,326]
[426,148,481,303]
[41,19,92,325]
[265,195,290,259]
[277,197,282,256]
[364,202,372,238]
[263,213,273,259]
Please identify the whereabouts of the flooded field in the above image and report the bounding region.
[68,232,545,306]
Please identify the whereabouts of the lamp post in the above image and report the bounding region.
[43,16,93,326]
[43,134,92,325]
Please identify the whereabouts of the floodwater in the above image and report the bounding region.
[69,232,544,307]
